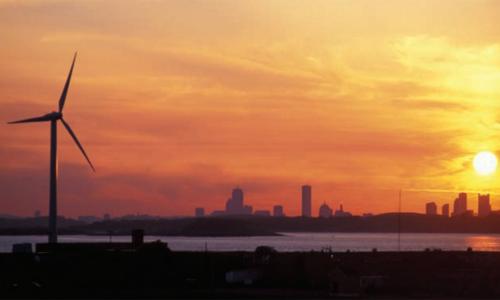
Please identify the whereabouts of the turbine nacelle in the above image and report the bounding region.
[46,111,62,120]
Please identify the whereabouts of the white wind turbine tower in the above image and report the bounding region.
[8,53,95,243]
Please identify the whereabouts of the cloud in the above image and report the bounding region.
[0,161,305,217]
[4,2,500,216]
[390,99,468,111]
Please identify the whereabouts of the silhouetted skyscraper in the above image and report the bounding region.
[452,192,467,217]
[425,202,437,215]
[273,205,284,217]
[225,187,249,215]
[301,185,312,217]
[319,203,332,218]
[225,197,233,212]
[232,188,244,208]
[478,194,491,217]
[195,207,205,217]
[442,203,449,217]
[243,205,253,215]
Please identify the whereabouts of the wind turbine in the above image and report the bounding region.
[8,53,95,243]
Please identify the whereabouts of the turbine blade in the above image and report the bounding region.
[7,115,52,124]
[61,118,95,172]
[58,52,77,113]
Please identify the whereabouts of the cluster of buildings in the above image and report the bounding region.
[195,187,284,217]
[425,193,494,217]
[195,185,352,218]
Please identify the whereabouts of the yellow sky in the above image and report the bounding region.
[2,0,500,217]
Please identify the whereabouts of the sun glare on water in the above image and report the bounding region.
[473,151,498,176]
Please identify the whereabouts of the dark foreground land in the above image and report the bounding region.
[3,241,500,298]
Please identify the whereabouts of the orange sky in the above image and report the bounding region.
[2,0,500,217]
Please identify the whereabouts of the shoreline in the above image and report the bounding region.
[2,230,500,236]
[1,232,500,253]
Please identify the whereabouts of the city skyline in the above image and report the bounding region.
[9,186,500,219]
[426,192,496,217]
[4,2,500,298]
[195,187,498,219]
[3,1,500,217]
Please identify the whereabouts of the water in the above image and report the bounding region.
[2,232,500,253]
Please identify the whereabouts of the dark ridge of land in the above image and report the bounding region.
[0,216,280,236]
[3,213,500,236]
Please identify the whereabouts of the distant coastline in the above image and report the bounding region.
[3,213,500,236]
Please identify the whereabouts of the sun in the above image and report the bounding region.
[473,151,498,176]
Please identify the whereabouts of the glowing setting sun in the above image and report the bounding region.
[473,151,497,176]
[2,0,500,217]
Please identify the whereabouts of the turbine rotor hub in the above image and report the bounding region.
[47,111,62,120]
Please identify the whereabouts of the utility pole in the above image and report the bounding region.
[398,189,402,252]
